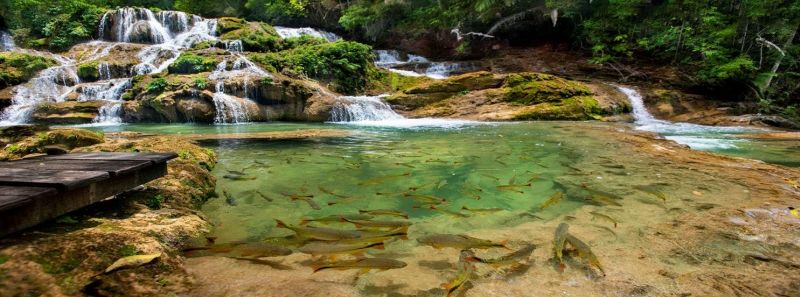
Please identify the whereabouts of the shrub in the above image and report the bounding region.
[168,53,217,74]
[193,78,208,89]
[146,78,168,93]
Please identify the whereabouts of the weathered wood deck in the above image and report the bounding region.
[0,152,177,237]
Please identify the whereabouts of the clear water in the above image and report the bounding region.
[85,121,797,295]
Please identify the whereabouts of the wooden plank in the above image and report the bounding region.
[0,159,151,176]
[0,186,57,211]
[0,168,109,190]
[41,152,178,164]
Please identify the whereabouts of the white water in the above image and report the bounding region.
[328,95,478,128]
[373,50,476,79]
[1,31,14,51]
[617,85,756,150]
[274,26,339,42]
[1,8,276,125]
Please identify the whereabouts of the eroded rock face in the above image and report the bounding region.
[386,71,631,121]
[120,72,340,123]
[31,100,105,125]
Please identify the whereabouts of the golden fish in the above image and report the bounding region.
[540,191,563,210]
[311,257,407,273]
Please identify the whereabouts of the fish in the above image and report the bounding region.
[225,242,292,258]
[496,183,531,193]
[583,186,624,200]
[311,257,407,273]
[227,170,247,175]
[553,223,569,270]
[592,224,617,238]
[227,257,292,270]
[357,226,409,238]
[256,191,273,202]
[589,211,619,228]
[282,193,321,210]
[344,218,412,228]
[540,191,563,210]
[585,194,623,207]
[404,193,447,205]
[359,209,409,219]
[460,206,504,213]
[442,250,478,297]
[275,219,361,241]
[358,172,411,186]
[633,185,667,202]
[299,240,385,256]
[318,186,347,198]
[300,214,374,225]
[474,243,536,266]
[222,189,237,206]
[417,234,506,250]
[327,197,359,206]
[394,162,416,168]
[480,174,501,182]
[223,174,256,181]
[436,180,448,189]
[564,234,605,276]
[429,206,469,218]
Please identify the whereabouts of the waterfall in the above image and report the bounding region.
[0,60,80,125]
[274,26,340,42]
[329,95,404,122]
[616,85,753,149]
[373,49,475,79]
[1,7,280,125]
[1,31,14,51]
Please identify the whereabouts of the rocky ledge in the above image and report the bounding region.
[385,71,631,121]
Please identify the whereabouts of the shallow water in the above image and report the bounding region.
[93,121,775,296]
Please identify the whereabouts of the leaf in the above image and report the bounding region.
[104,253,161,274]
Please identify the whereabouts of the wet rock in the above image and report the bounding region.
[0,128,104,160]
[31,100,104,125]
[0,52,56,89]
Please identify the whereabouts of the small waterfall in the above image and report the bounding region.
[373,49,474,79]
[224,40,243,53]
[329,95,404,122]
[209,58,270,124]
[616,85,753,149]
[1,31,14,51]
[0,60,80,125]
[98,62,112,80]
[274,26,340,42]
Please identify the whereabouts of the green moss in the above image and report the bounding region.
[503,73,593,105]
[119,245,140,257]
[513,96,603,120]
[219,18,282,52]
[0,52,56,88]
[76,61,100,81]
[145,194,165,209]
[0,254,9,265]
[147,78,168,93]
[168,53,217,74]
[193,78,208,89]
[368,69,432,93]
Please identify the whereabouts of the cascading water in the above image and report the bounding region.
[616,85,754,149]
[1,7,272,125]
[1,31,14,51]
[373,49,476,79]
[274,26,340,42]
[330,95,404,122]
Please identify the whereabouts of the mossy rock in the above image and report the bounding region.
[512,96,603,120]
[367,69,432,94]
[168,53,217,74]
[218,17,282,52]
[405,71,503,94]
[502,73,592,105]
[32,101,104,125]
[0,52,56,88]
[76,61,100,81]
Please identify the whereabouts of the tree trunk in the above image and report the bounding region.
[763,23,799,92]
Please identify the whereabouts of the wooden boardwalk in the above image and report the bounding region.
[0,152,176,237]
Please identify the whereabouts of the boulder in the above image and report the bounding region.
[31,101,104,125]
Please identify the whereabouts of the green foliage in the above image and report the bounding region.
[218,17,283,52]
[76,61,99,81]
[193,77,207,89]
[0,52,56,88]
[144,194,165,209]
[250,40,374,94]
[146,78,168,93]
[168,53,217,74]
[118,245,140,257]
[3,0,104,51]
